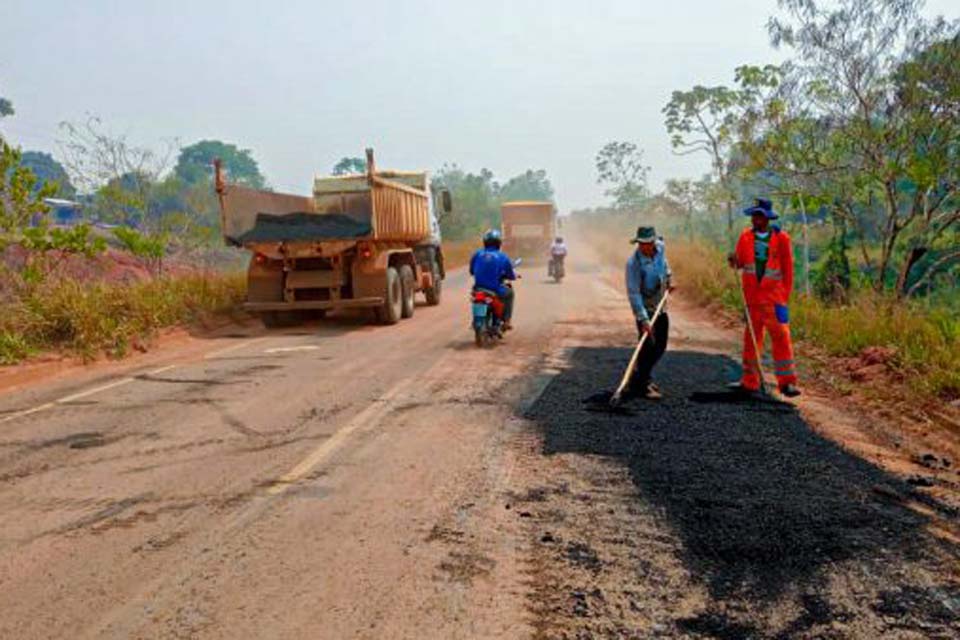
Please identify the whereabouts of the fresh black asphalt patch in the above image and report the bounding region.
[522,346,960,637]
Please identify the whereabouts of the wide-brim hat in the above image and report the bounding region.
[630,225,657,244]
[743,197,779,220]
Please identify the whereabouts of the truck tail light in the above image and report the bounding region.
[358,243,372,259]
[254,252,267,265]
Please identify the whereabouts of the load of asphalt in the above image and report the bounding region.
[521,346,960,638]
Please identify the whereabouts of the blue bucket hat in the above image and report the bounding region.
[743,198,778,220]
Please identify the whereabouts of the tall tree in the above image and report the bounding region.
[175,140,265,188]
[332,157,367,176]
[664,178,698,241]
[498,169,554,202]
[20,151,76,198]
[759,0,959,293]
[595,141,650,211]
[58,116,175,229]
[663,66,780,238]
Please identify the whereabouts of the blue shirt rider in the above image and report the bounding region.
[470,229,517,328]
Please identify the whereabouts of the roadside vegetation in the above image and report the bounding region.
[0,269,245,364]
[575,0,959,403]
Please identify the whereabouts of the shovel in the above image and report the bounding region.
[607,290,671,408]
[736,268,770,397]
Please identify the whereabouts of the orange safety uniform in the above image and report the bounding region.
[734,226,797,390]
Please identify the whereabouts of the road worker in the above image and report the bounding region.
[728,198,801,397]
[625,226,672,400]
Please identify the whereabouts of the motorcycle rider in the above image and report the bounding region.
[470,229,517,331]
[549,236,568,277]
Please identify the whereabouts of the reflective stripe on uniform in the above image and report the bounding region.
[775,358,795,376]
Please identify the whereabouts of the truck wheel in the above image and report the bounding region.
[399,265,415,319]
[424,260,442,306]
[375,267,402,325]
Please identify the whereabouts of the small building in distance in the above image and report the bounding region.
[42,198,83,226]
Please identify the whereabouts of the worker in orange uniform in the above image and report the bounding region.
[728,198,801,398]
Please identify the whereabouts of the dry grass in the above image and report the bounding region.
[0,270,246,364]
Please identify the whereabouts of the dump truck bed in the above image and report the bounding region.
[218,162,432,247]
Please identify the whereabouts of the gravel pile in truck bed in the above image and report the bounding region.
[519,346,960,638]
[237,212,372,244]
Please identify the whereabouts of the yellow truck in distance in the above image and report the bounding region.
[215,149,450,327]
[500,201,557,262]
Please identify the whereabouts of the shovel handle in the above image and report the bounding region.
[612,291,670,401]
[734,266,768,394]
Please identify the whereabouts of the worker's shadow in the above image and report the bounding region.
[524,347,959,608]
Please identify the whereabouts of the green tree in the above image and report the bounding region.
[595,141,650,211]
[432,164,500,241]
[175,140,265,188]
[332,157,367,176]
[663,67,781,237]
[498,169,554,202]
[0,96,12,118]
[0,136,105,270]
[758,0,959,294]
[0,137,55,243]
[20,151,76,198]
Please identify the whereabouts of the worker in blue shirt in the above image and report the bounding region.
[470,229,517,330]
[625,225,673,399]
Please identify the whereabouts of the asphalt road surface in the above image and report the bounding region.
[1,243,957,639]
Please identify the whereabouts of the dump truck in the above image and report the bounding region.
[215,149,450,327]
[500,201,556,262]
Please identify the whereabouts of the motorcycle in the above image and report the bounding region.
[471,258,521,348]
[548,254,566,283]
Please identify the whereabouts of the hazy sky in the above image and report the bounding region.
[1,1,956,211]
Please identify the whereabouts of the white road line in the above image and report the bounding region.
[50,377,136,404]
[264,346,320,354]
[0,336,268,427]
[147,364,178,375]
[0,364,180,425]
[204,338,263,360]
[266,377,417,496]
[0,403,56,425]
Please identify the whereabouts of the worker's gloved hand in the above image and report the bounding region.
[638,319,654,343]
[727,252,739,268]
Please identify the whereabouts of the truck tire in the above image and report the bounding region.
[374,267,402,325]
[399,264,415,319]
[424,259,442,306]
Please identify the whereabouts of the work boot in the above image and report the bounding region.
[502,321,513,332]
[644,383,663,400]
[779,384,801,398]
